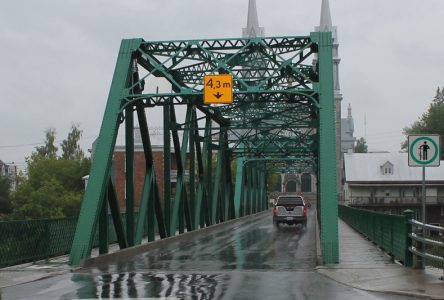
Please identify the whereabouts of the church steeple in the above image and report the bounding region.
[315,0,340,91]
[347,104,352,119]
[242,0,264,38]
[319,0,333,32]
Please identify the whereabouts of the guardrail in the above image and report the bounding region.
[0,213,146,267]
[340,205,444,277]
[408,219,444,279]
[349,196,444,206]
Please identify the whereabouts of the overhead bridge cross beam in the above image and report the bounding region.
[69,33,338,266]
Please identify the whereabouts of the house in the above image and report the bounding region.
[344,152,444,226]
[0,160,17,192]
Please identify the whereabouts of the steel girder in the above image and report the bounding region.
[69,33,338,265]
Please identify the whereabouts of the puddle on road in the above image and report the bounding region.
[71,272,230,300]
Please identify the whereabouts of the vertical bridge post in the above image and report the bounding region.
[313,31,339,264]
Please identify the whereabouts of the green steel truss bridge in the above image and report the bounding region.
[69,32,339,265]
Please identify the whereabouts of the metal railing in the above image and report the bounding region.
[0,213,146,267]
[340,205,444,278]
[338,205,412,266]
[408,219,444,278]
[349,196,444,206]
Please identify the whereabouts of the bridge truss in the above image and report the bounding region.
[69,32,338,265]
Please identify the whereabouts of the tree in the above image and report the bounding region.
[61,124,84,160]
[267,172,280,192]
[403,87,444,157]
[0,175,12,215]
[11,126,90,219]
[354,137,368,153]
[31,128,58,161]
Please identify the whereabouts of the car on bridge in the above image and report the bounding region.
[273,195,308,228]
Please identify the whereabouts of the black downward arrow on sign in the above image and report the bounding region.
[214,92,223,99]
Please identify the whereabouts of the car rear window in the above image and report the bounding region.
[277,196,304,205]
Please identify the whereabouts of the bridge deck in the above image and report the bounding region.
[0,211,436,299]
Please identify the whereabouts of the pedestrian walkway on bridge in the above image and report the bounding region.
[318,219,444,299]
[1,212,442,299]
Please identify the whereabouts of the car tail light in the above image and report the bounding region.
[304,206,307,217]
[273,207,276,216]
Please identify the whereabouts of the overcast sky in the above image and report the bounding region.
[1,0,443,168]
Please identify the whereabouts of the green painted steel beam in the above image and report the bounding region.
[107,178,128,249]
[99,197,108,255]
[135,169,153,244]
[233,145,246,218]
[170,105,193,236]
[163,105,171,235]
[69,39,142,266]
[211,132,224,224]
[125,106,135,247]
[189,107,196,225]
[313,31,339,264]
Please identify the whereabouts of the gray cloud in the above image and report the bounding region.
[1,0,443,165]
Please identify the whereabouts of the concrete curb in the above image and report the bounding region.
[0,270,69,289]
[316,267,442,300]
[315,209,323,266]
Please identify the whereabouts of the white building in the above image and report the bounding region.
[344,152,444,225]
[0,160,17,192]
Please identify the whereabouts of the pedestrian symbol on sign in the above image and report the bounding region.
[419,141,430,161]
[408,135,440,167]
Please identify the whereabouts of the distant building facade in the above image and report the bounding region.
[344,152,444,226]
[0,160,17,192]
[112,127,182,209]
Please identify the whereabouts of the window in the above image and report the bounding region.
[381,161,394,175]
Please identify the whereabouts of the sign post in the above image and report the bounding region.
[408,134,440,269]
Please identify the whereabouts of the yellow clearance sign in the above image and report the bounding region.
[203,74,233,104]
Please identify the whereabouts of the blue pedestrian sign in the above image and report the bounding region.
[408,135,440,167]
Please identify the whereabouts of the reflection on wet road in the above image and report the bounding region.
[96,209,317,274]
[1,210,420,299]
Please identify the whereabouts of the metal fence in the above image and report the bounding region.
[0,213,143,267]
[408,219,444,277]
[338,205,412,266]
[349,196,444,206]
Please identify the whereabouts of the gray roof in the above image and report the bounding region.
[344,152,444,182]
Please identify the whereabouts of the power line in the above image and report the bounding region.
[0,135,96,149]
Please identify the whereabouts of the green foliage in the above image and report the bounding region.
[0,175,12,215]
[61,124,84,160]
[10,125,90,220]
[30,128,58,161]
[354,137,368,153]
[267,172,280,192]
[403,87,444,157]
[27,158,90,193]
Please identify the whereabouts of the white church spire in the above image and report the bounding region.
[242,0,264,38]
[315,0,340,91]
[319,0,333,32]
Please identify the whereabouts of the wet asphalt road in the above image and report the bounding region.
[1,209,420,299]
